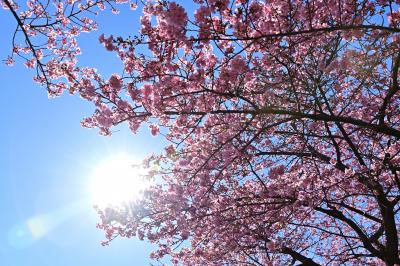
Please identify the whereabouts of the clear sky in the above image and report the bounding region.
[0,5,166,266]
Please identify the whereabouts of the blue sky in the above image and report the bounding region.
[0,5,167,266]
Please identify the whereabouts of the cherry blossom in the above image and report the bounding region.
[4,0,400,265]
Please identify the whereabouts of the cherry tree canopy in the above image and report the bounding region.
[3,0,400,265]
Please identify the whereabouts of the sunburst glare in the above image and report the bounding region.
[89,153,149,207]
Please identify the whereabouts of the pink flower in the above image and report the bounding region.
[108,74,123,90]
[99,34,115,51]
[149,124,159,136]
[130,3,137,10]
[156,2,188,40]
[4,56,14,66]
[24,58,36,68]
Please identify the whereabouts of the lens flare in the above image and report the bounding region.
[8,200,86,249]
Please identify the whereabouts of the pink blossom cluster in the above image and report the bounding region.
[92,1,400,264]
[2,0,131,96]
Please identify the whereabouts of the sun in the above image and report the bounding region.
[89,153,148,207]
